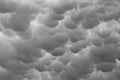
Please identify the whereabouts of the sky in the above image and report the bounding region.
[1,0,120,80]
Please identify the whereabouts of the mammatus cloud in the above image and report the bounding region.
[1,0,120,80]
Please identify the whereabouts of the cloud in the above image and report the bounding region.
[0,0,120,80]
[0,0,17,13]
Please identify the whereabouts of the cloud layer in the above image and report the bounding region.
[1,0,120,80]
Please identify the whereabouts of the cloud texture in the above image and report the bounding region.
[1,0,120,80]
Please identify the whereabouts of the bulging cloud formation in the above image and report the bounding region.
[1,0,120,80]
